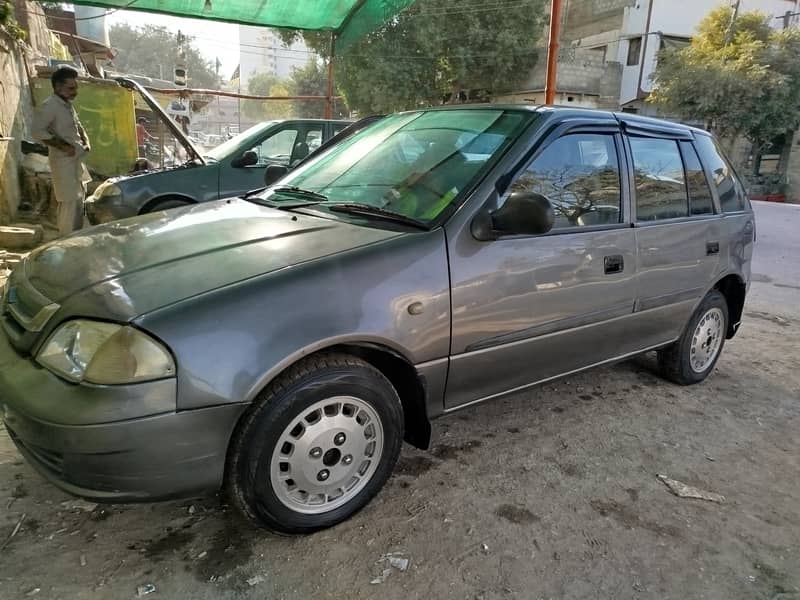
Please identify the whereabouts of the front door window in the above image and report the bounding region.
[509,133,622,229]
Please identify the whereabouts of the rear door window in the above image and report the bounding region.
[629,137,688,221]
[680,141,714,215]
[694,135,746,213]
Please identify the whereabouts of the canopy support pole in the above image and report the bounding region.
[545,0,562,105]
[326,32,336,119]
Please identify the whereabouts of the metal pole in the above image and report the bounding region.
[326,32,336,119]
[724,0,741,47]
[545,0,562,105]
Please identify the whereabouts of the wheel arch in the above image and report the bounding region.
[140,194,197,214]
[331,342,432,450]
[713,273,747,338]
[231,340,432,453]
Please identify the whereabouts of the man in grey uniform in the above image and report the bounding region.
[31,66,91,235]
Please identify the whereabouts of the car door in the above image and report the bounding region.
[622,125,726,345]
[444,121,640,410]
[218,122,325,197]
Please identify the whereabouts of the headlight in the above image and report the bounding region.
[93,181,122,199]
[37,320,175,384]
[100,183,122,198]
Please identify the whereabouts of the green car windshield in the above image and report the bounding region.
[263,109,532,225]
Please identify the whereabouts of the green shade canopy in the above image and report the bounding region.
[56,0,416,50]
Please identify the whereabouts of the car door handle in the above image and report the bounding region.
[604,255,624,274]
[706,241,720,255]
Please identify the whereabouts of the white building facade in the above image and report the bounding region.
[567,0,800,110]
[239,26,313,90]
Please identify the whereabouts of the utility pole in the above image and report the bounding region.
[724,0,741,47]
[545,0,562,105]
[325,32,335,119]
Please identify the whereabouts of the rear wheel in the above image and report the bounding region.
[227,353,404,533]
[658,290,728,385]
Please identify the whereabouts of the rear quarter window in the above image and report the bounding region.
[694,135,746,213]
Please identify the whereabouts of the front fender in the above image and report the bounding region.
[135,230,451,410]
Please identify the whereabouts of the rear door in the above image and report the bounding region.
[694,133,755,311]
[623,125,725,345]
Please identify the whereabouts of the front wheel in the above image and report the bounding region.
[658,290,729,385]
[227,353,404,533]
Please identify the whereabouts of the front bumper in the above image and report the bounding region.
[0,331,248,501]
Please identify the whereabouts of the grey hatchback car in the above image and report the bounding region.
[0,106,754,533]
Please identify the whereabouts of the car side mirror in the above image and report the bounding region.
[264,164,290,186]
[232,150,258,168]
[471,192,555,241]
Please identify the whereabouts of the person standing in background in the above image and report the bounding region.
[136,116,155,157]
[31,66,91,236]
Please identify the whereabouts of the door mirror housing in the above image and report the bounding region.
[264,164,290,186]
[232,150,258,168]
[472,192,555,240]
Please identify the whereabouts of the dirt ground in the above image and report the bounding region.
[1,205,799,600]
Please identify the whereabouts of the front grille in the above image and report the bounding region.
[1,268,60,353]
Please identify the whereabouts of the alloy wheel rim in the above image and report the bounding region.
[690,307,725,373]
[270,396,383,514]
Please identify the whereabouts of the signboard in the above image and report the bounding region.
[33,77,138,178]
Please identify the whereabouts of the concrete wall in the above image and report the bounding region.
[786,131,800,203]
[0,1,51,223]
[516,46,623,108]
[562,0,636,42]
[0,30,30,222]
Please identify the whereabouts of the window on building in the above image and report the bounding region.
[680,141,714,215]
[508,133,622,230]
[589,45,608,63]
[630,137,688,221]
[627,37,642,66]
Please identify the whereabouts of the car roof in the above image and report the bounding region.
[402,103,710,137]
[256,118,352,125]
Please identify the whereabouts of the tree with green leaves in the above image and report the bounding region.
[108,24,219,89]
[286,59,336,118]
[280,0,548,114]
[244,72,292,120]
[649,7,800,170]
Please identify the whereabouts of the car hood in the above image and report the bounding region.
[25,199,401,319]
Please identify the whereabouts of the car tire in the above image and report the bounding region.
[657,290,729,385]
[144,198,191,213]
[226,353,404,534]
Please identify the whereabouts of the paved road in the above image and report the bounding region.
[748,200,800,317]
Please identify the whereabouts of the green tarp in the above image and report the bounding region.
[53,0,416,50]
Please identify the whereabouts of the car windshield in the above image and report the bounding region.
[259,109,532,225]
[205,121,279,161]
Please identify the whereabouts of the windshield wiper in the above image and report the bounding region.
[325,203,428,230]
[239,187,267,200]
[271,186,328,202]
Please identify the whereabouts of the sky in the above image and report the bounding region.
[106,10,241,80]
